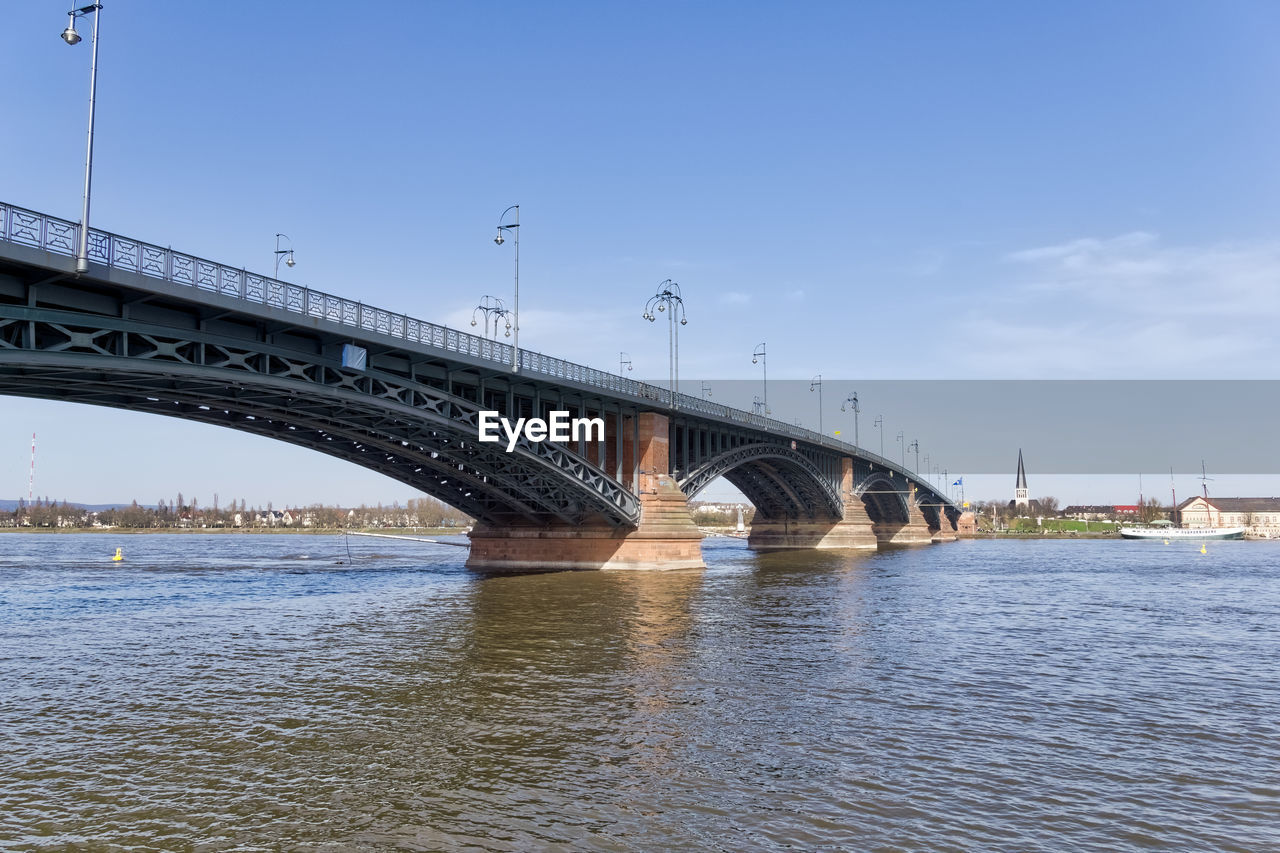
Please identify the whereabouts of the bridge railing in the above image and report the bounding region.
[0,201,953,504]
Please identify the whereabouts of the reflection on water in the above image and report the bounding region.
[1,534,1277,851]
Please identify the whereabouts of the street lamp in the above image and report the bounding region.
[874,415,884,458]
[619,352,632,374]
[810,374,823,434]
[62,3,103,276]
[752,343,767,415]
[840,391,859,448]
[908,439,919,473]
[493,204,520,371]
[642,279,687,407]
[470,295,511,340]
[896,431,905,468]
[701,381,712,400]
[752,396,766,416]
[274,233,296,279]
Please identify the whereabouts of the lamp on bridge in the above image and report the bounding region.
[809,374,823,434]
[908,439,919,473]
[619,352,632,374]
[471,295,512,340]
[61,3,103,276]
[751,343,768,415]
[642,279,688,407]
[493,205,520,372]
[873,415,884,458]
[840,391,859,448]
[274,233,296,279]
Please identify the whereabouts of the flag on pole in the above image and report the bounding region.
[833,430,841,435]
[952,477,963,486]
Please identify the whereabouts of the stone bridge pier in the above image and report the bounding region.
[466,412,704,572]
[871,483,935,546]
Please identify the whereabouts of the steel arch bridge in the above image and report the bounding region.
[0,202,959,563]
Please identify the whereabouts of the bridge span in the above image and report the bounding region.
[0,201,960,570]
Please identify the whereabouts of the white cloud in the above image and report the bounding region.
[956,232,1280,377]
[718,290,752,305]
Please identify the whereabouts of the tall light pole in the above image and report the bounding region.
[493,205,520,371]
[752,343,767,415]
[874,415,884,458]
[642,279,687,407]
[908,439,919,473]
[62,3,103,276]
[471,295,511,340]
[752,396,766,416]
[274,233,296,279]
[841,391,859,448]
[701,382,712,400]
[896,431,905,468]
[619,352,632,374]
[810,375,823,434]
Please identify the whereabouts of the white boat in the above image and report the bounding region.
[1119,523,1244,541]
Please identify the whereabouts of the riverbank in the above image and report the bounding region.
[0,527,467,536]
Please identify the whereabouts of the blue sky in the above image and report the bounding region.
[3,1,1278,507]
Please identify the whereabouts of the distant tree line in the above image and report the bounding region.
[1,495,470,530]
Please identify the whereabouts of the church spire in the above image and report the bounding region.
[1015,449,1029,508]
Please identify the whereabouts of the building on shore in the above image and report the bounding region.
[1176,496,1280,537]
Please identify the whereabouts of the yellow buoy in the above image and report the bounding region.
[112,547,124,562]
[1163,539,1169,545]
[1200,543,1207,555]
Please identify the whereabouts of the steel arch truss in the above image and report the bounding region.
[679,442,843,520]
[0,310,639,527]
[854,471,912,526]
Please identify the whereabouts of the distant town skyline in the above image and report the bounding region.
[3,2,1278,507]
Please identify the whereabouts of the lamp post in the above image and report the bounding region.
[701,382,712,400]
[874,415,884,458]
[470,295,511,340]
[896,431,905,468]
[61,3,103,276]
[619,352,632,374]
[642,279,687,407]
[752,396,766,416]
[810,374,823,434]
[908,439,919,473]
[274,233,296,279]
[752,343,767,415]
[493,205,520,371]
[840,391,859,448]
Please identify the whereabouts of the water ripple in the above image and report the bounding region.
[0,535,1277,850]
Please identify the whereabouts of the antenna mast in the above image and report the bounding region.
[28,433,35,501]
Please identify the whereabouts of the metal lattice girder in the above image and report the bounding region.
[0,310,640,527]
[853,471,913,525]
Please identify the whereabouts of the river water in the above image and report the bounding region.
[0,533,1276,852]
